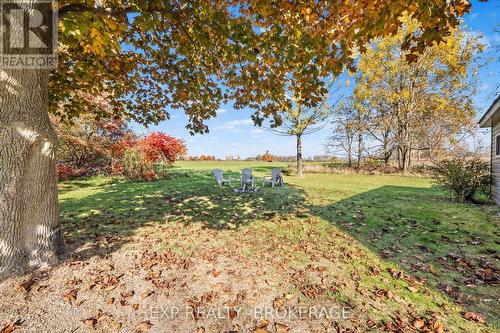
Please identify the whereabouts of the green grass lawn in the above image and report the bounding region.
[55,161,499,332]
[289,174,499,324]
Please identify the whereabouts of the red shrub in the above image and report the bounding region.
[113,132,185,181]
[111,136,138,159]
[142,170,158,182]
[110,160,124,175]
[57,163,86,180]
[138,132,186,164]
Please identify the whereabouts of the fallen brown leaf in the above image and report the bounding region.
[407,286,418,293]
[63,289,79,304]
[463,312,485,324]
[478,267,495,282]
[273,297,285,309]
[370,266,381,275]
[275,323,289,333]
[83,318,97,329]
[1,320,22,333]
[412,318,425,329]
[17,280,34,293]
[229,308,238,319]
[135,321,153,332]
[374,288,393,299]
[366,319,377,328]
[111,321,122,330]
[432,319,445,333]
[256,319,269,328]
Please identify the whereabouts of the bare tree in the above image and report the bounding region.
[326,100,368,168]
[267,93,337,177]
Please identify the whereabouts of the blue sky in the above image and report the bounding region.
[132,1,499,159]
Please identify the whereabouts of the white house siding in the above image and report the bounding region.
[492,121,500,204]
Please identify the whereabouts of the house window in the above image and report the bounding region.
[497,135,500,155]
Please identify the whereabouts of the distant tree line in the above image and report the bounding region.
[184,155,217,161]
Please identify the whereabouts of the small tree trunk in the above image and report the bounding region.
[383,132,391,165]
[347,133,352,168]
[296,134,303,177]
[400,147,408,171]
[0,67,63,277]
[384,153,390,165]
[356,133,363,169]
[407,148,412,170]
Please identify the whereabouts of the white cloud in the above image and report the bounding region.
[250,128,265,137]
[213,119,254,131]
[217,108,227,114]
[207,137,221,144]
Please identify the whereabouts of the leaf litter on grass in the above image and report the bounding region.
[1,174,497,332]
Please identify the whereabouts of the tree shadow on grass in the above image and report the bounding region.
[59,171,304,261]
[309,185,499,325]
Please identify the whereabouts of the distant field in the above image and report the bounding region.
[174,160,289,173]
[173,160,347,177]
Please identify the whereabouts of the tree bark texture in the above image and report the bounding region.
[0,7,63,277]
[296,134,303,178]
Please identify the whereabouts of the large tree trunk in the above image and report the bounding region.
[0,66,63,277]
[397,145,410,171]
[296,134,303,178]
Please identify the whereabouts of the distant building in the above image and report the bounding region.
[478,95,500,204]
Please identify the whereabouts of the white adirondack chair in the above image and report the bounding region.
[213,169,232,187]
[263,168,284,188]
[240,168,254,189]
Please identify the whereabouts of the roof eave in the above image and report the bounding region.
[478,95,500,128]
[479,115,492,128]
